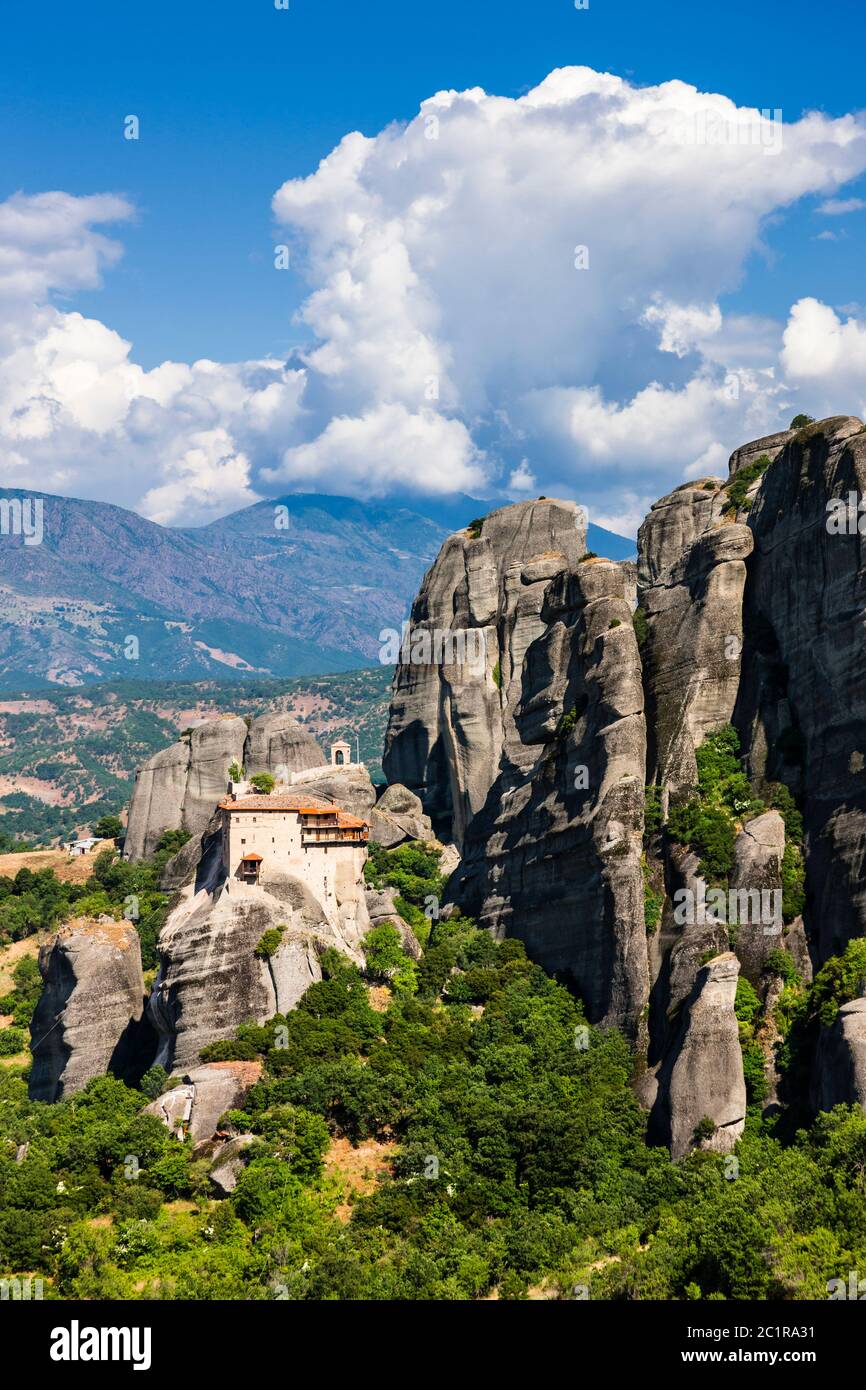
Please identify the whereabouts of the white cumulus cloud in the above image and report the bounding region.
[4,67,866,531]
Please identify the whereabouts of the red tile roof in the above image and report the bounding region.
[219,793,331,812]
[220,792,369,830]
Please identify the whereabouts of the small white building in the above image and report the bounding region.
[64,837,101,857]
[330,739,352,767]
[218,791,368,909]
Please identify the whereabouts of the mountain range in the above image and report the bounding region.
[0,487,634,689]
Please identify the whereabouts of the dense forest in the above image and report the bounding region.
[2,840,866,1300]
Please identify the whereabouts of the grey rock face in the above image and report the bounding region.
[148,870,365,1072]
[637,482,725,592]
[739,415,866,962]
[446,557,648,1034]
[812,997,866,1112]
[383,499,588,845]
[209,1135,256,1193]
[125,713,324,861]
[245,712,326,780]
[640,495,752,792]
[288,763,376,822]
[651,953,746,1160]
[727,429,794,477]
[729,810,786,982]
[29,920,152,1101]
[143,1061,261,1142]
[370,783,433,847]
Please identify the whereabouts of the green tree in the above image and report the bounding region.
[93,814,123,841]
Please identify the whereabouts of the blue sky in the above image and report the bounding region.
[2,0,865,532]
[4,0,863,365]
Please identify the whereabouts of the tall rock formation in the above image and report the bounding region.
[649,953,746,1160]
[638,483,752,792]
[125,712,325,861]
[29,919,152,1101]
[149,868,367,1073]
[383,499,588,844]
[812,997,866,1112]
[445,554,649,1034]
[737,415,866,962]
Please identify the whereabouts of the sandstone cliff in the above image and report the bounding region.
[737,415,866,963]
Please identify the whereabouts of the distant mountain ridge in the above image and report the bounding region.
[0,486,634,689]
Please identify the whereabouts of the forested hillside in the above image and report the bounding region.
[0,669,391,846]
[1,840,866,1300]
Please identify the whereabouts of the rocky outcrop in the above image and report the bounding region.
[209,1135,256,1193]
[29,919,153,1101]
[125,713,324,861]
[729,810,785,981]
[370,783,433,847]
[148,870,366,1072]
[637,482,725,592]
[288,763,376,822]
[727,428,793,477]
[738,415,866,963]
[383,499,589,844]
[143,1061,261,1141]
[812,997,866,1112]
[364,886,422,959]
[446,555,648,1034]
[639,488,752,792]
[244,713,325,781]
[650,953,746,1160]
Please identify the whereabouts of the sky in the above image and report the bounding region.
[1,0,865,535]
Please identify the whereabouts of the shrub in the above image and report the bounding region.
[249,773,275,795]
[780,843,806,923]
[632,607,648,648]
[734,976,761,1028]
[667,799,736,881]
[790,414,814,429]
[139,1065,173,1100]
[722,455,771,514]
[579,551,597,563]
[556,706,578,739]
[808,938,866,1027]
[742,1042,768,1104]
[466,517,485,539]
[93,814,123,841]
[642,857,664,932]
[362,922,406,980]
[643,786,662,839]
[255,926,285,959]
[0,1026,26,1056]
[764,782,804,843]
